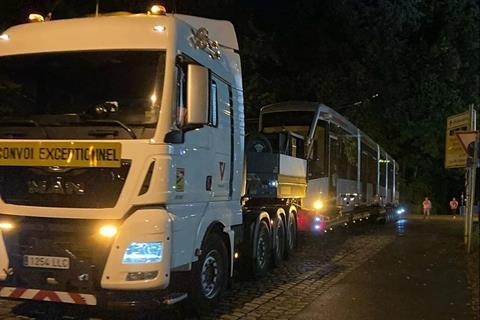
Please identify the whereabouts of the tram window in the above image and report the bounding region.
[262,111,315,128]
[368,153,377,184]
[330,125,357,180]
[379,158,386,187]
[308,125,326,179]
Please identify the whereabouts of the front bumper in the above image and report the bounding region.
[0,208,172,308]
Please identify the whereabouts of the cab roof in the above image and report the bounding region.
[0,13,238,56]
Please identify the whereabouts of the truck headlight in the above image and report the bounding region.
[0,221,14,231]
[99,225,118,238]
[122,241,163,264]
[314,200,324,210]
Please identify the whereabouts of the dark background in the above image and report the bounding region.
[1,0,479,213]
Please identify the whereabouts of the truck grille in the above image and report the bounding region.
[0,160,130,208]
[1,216,113,293]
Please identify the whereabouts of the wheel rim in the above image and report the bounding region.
[200,250,221,299]
[288,218,295,249]
[257,228,268,269]
[275,220,284,257]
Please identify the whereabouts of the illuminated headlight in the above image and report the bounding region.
[396,208,405,215]
[0,34,9,41]
[313,200,324,210]
[268,180,278,188]
[99,225,118,238]
[0,221,14,231]
[122,242,163,264]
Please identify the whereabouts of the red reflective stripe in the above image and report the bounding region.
[33,290,61,302]
[9,288,27,298]
[69,292,87,304]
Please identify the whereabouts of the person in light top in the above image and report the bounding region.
[422,197,432,219]
[449,197,459,218]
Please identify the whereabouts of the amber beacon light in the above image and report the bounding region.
[148,5,167,15]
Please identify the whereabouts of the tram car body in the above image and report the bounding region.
[256,102,399,222]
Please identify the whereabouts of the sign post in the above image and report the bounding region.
[446,106,476,251]
[457,130,479,252]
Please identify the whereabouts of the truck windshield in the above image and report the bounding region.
[0,50,165,139]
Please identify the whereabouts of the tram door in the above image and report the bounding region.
[329,135,339,206]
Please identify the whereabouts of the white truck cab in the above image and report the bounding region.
[0,10,248,308]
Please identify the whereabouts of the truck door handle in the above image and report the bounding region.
[206,176,212,191]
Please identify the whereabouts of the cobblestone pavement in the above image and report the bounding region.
[0,221,395,320]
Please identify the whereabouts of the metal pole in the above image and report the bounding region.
[465,168,469,245]
[466,104,476,252]
[467,131,478,253]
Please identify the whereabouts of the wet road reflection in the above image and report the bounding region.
[395,218,407,236]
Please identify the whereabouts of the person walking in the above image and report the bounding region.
[422,197,432,219]
[449,197,459,218]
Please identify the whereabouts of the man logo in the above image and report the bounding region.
[28,180,85,195]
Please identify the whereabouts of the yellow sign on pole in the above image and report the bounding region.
[445,111,471,168]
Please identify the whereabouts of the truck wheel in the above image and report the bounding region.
[253,220,271,278]
[191,233,229,313]
[246,133,273,153]
[272,215,286,267]
[285,211,297,258]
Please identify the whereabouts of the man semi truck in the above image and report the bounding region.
[0,8,306,310]
[0,7,399,311]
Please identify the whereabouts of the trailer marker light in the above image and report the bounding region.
[99,225,118,238]
[0,34,9,41]
[0,222,14,231]
[153,25,166,33]
[122,241,163,264]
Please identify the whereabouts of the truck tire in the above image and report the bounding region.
[246,133,273,153]
[191,232,229,313]
[285,210,297,258]
[253,219,271,278]
[272,214,286,267]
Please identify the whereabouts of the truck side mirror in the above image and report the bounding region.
[186,64,209,126]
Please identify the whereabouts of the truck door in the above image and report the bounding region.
[210,75,232,200]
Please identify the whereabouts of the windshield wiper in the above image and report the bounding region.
[0,119,50,138]
[84,120,137,139]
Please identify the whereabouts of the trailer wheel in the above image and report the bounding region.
[272,215,286,267]
[253,219,271,278]
[191,232,229,313]
[285,211,297,258]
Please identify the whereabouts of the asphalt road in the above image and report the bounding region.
[295,217,478,320]
[0,215,477,320]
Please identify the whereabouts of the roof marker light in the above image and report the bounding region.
[153,25,166,33]
[28,13,45,23]
[149,5,166,15]
[0,34,9,41]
